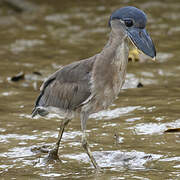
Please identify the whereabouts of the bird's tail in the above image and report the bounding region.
[31,107,38,118]
[31,107,49,118]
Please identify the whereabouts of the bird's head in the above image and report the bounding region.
[109,6,156,59]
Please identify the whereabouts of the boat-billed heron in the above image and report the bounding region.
[32,6,156,171]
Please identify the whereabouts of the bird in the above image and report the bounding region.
[32,6,156,170]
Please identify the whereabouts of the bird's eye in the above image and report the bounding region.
[124,19,133,27]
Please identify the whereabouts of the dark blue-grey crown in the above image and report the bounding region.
[109,6,147,29]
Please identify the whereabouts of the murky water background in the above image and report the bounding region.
[0,0,180,179]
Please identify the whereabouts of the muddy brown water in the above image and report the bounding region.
[0,0,180,179]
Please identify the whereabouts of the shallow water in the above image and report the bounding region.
[0,0,180,179]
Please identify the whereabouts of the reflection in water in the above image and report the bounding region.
[0,0,180,179]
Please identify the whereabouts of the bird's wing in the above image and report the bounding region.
[33,55,97,112]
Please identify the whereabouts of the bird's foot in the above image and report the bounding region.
[31,145,61,164]
[46,148,61,162]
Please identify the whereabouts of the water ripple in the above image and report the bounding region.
[63,150,162,169]
[91,106,141,120]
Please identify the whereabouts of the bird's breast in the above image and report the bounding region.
[88,41,129,112]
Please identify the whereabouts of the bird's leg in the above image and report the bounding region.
[81,111,101,171]
[47,118,70,160]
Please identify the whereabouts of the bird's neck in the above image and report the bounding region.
[97,31,129,72]
[90,31,129,110]
[93,31,129,79]
[102,31,129,58]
